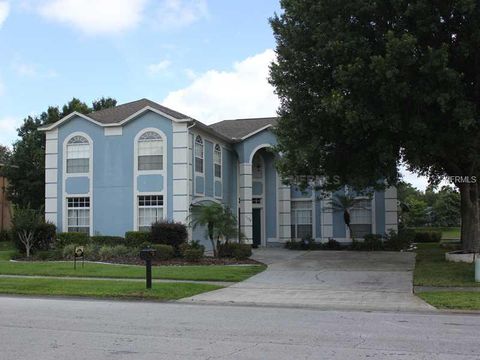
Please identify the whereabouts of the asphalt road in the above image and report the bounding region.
[1,296,479,360]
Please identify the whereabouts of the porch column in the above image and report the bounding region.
[172,122,189,224]
[321,195,333,240]
[239,163,253,244]
[277,177,291,243]
[384,186,398,233]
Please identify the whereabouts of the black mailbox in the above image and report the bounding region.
[139,248,156,289]
[140,248,156,261]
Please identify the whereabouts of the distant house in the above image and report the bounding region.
[39,98,397,248]
[0,164,12,232]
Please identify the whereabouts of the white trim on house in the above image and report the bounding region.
[172,122,189,224]
[45,129,58,226]
[104,126,123,136]
[62,131,93,236]
[248,143,274,164]
[133,128,168,231]
[237,124,274,141]
[39,106,191,132]
[384,186,398,233]
[321,195,333,240]
[239,162,253,244]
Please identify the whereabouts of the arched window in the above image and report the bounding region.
[214,144,222,178]
[66,135,90,174]
[252,153,263,179]
[195,135,204,173]
[138,131,163,171]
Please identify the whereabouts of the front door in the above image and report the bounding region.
[252,208,261,247]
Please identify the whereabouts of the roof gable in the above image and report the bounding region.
[208,117,277,141]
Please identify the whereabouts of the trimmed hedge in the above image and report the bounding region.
[125,231,151,247]
[151,221,187,251]
[56,232,89,248]
[414,231,442,243]
[183,248,204,261]
[35,222,57,250]
[151,244,175,260]
[91,236,125,247]
[218,242,252,259]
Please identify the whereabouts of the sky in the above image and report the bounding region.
[0,0,436,191]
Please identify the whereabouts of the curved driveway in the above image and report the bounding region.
[182,249,434,312]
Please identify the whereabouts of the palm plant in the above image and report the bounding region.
[330,193,365,240]
[189,202,242,257]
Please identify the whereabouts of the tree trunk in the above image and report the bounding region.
[459,182,480,253]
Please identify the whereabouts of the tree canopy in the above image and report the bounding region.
[5,97,116,210]
[270,0,480,251]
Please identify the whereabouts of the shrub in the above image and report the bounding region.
[362,234,384,251]
[62,244,77,260]
[125,231,151,247]
[180,240,205,257]
[151,244,175,260]
[35,222,57,251]
[285,240,304,250]
[414,231,442,243]
[183,248,204,261]
[322,239,342,250]
[151,221,187,252]
[0,229,9,242]
[91,236,125,247]
[218,242,252,259]
[56,232,89,248]
[11,207,42,256]
[384,229,413,251]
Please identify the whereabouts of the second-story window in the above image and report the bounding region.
[195,135,204,173]
[66,136,90,174]
[138,131,163,171]
[214,144,222,178]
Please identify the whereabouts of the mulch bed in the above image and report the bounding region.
[14,256,263,266]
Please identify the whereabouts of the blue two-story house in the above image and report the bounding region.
[40,98,398,248]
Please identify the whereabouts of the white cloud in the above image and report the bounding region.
[0,116,19,146]
[155,0,208,30]
[162,49,279,124]
[0,1,9,28]
[11,58,58,78]
[38,0,147,35]
[147,60,171,75]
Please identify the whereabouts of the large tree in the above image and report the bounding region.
[5,97,116,210]
[270,0,480,252]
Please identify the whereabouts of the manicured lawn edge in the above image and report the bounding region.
[413,243,478,287]
[0,261,266,282]
[417,292,480,310]
[0,277,222,300]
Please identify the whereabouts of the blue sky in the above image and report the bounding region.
[0,0,432,190]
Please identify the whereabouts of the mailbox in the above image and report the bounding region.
[140,248,156,261]
[139,248,156,289]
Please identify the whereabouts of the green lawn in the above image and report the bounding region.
[0,277,221,300]
[0,260,265,282]
[413,227,460,240]
[0,242,15,261]
[417,292,480,310]
[414,243,478,287]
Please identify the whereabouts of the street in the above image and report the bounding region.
[0,296,479,360]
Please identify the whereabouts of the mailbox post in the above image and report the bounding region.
[139,248,156,289]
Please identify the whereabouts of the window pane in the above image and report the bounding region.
[297,224,312,239]
[67,158,89,173]
[214,164,221,178]
[195,157,203,173]
[138,155,163,170]
[350,224,372,238]
[67,197,89,233]
[138,139,162,156]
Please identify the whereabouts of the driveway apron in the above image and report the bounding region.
[181,248,434,312]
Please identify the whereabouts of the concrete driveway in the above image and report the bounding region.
[182,249,434,312]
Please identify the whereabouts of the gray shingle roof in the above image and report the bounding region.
[209,117,277,140]
[88,98,192,124]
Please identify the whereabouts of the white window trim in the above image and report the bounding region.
[290,198,314,240]
[137,194,165,231]
[133,128,168,231]
[194,135,204,175]
[62,132,93,235]
[346,196,374,238]
[66,196,91,234]
[213,143,223,200]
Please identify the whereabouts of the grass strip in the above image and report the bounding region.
[0,261,265,282]
[417,291,480,310]
[0,277,221,300]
